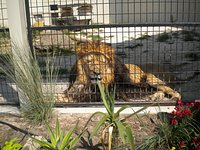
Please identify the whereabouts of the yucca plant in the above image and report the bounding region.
[0,43,57,125]
[85,81,148,150]
[33,118,85,150]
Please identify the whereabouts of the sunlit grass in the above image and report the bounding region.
[0,43,57,125]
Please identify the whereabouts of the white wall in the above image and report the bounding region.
[109,0,200,24]
[30,0,110,25]
[1,0,200,27]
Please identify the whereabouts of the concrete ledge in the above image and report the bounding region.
[0,106,21,115]
[0,105,175,116]
[54,106,175,115]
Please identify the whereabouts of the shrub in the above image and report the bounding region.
[157,32,171,42]
[137,100,200,150]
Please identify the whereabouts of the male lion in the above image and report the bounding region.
[58,35,181,102]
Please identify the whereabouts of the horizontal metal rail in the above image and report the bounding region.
[32,22,200,30]
[55,100,177,107]
[0,100,177,107]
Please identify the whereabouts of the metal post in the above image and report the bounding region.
[24,0,33,53]
[6,0,30,106]
[6,0,29,47]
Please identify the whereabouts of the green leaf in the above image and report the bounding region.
[115,121,126,144]
[114,105,131,119]
[55,118,62,148]
[56,118,61,139]
[121,106,148,121]
[83,111,105,129]
[90,114,109,139]
[2,139,22,150]
[59,125,76,150]
[69,128,86,149]
[46,123,57,148]
[33,137,53,149]
[125,126,135,150]
[97,81,112,115]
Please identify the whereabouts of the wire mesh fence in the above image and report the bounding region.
[27,0,200,103]
[1,0,200,105]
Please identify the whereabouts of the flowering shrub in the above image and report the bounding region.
[137,100,200,150]
[169,100,200,150]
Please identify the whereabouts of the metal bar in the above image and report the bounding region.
[31,22,200,30]
[55,100,177,107]
[24,0,34,53]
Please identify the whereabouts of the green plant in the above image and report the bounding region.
[157,32,171,42]
[125,43,143,49]
[33,118,85,150]
[0,44,57,125]
[32,29,40,39]
[137,100,200,150]
[85,81,148,150]
[1,138,22,150]
[0,28,10,39]
[181,30,200,41]
[87,34,104,41]
[137,33,151,40]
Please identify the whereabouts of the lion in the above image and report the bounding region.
[56,35,181,102]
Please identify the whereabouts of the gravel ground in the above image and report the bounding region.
[0,111,156,149]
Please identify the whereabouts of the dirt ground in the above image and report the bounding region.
[0,111,156,149]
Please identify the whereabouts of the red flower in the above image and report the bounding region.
[176,111,183,118]
[181,109,191,116]
[177,100,183,106]
[175,106,181,111]
[171,110,177,116]
[171,119,178,125]
[196,146,200,150]
[192,137,200,143]
[189,102,194,107]
[179,141,185,148]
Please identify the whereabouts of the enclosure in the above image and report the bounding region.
[0,0,200,105]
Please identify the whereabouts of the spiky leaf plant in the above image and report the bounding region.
[0,44,57,125]
[84,81,148,150]
[33,118,85,150]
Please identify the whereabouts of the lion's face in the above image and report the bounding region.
[78,53,114,86]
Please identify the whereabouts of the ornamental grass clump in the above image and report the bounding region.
[137,100,200,150]
[0,44,57,125]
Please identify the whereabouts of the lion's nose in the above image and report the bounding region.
[90,71,102,81]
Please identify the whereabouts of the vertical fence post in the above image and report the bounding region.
[6,0,29,46]
[24,0,33,53]
[6,0,30,106]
